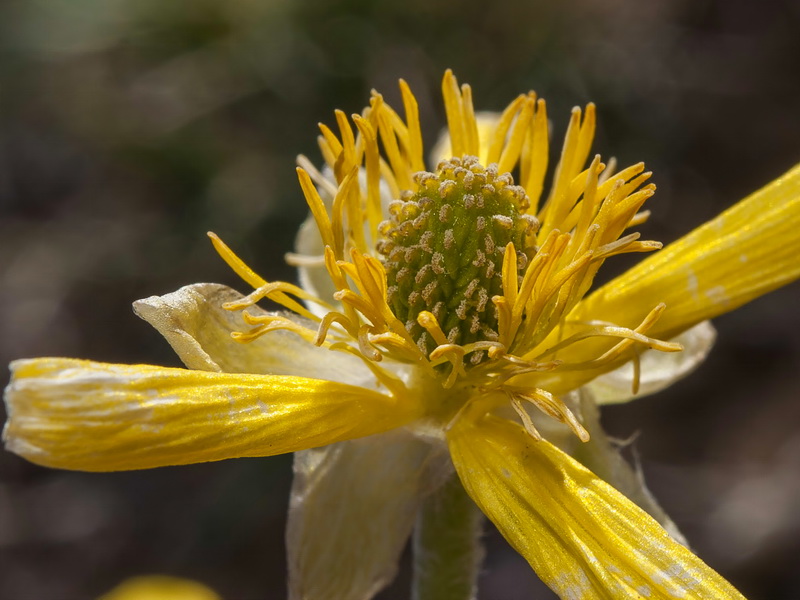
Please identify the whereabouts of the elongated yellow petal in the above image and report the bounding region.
[4,358,418,471]
[577,162,800,340]
[448,414,745,600]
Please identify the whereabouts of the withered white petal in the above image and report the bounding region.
[133,283,372,385]
[288,430,445,600]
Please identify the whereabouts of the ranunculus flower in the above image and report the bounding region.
[5,70,799,600]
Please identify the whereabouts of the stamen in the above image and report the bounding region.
[351,115,383,243]
[230,315,319,345]
[329,342,410,398]
[631,350,642,395]
[399,79,424,172]
[508,388,590,442]
[428,344,467,388]
[627,209,651,228]
[224,281,330,314]
[510,396,543,441]
[208,232,266,289]
[417,311,449,347]
[521,97,549,211]
[498,96,534,175]
[550,304,683,374]
[357,325,383,362]
[296,168,336,250]
[223,73,669,405]
[334,290,385,329]
[486,94,528,165]
[295,154,338,198]
[315,311,358,345]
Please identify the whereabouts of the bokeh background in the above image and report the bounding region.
[1,0,799,598]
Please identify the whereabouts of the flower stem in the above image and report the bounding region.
[411,471,484,600]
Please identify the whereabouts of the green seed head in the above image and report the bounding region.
[377,155,538,360]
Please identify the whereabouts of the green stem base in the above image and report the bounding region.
[411,471,484,600]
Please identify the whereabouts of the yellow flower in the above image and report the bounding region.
[98,575,221,600]
[4,70,800,599]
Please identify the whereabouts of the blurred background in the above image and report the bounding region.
[1,0,799,598]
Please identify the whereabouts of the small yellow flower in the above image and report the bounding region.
[4,70,800,599]
[98,575,221,600]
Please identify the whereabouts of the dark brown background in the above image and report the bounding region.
[1,0,799,598]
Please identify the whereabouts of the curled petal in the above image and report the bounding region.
[3,358,418,471]
[448,414,745,599]
[134,283,372,385]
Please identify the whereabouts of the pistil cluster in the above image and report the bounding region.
[377,156,538,359]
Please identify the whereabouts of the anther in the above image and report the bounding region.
[432,301,444,320]
[444,229,456,250]
[470,313,481,334]
[419,230,434,252]
[473,249,486,267]
[421,281,439,303]
[476,288,489,312]
[465,278,480,298]
[413,213,429,230]
[431,252,446,274]
[439,180,457,198]
[456,300,468,320]
[493,215,513,229]
[495,173,513,187]
[415,264,433,285]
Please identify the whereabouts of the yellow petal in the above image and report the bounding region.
[98,575,221,600]
[4,358,418,471]
[448,413,745,599]
[134,283,372,384]
[288,430,438,600]
[577,162,800,340]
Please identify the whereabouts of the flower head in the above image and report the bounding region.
[4,70,800,599]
